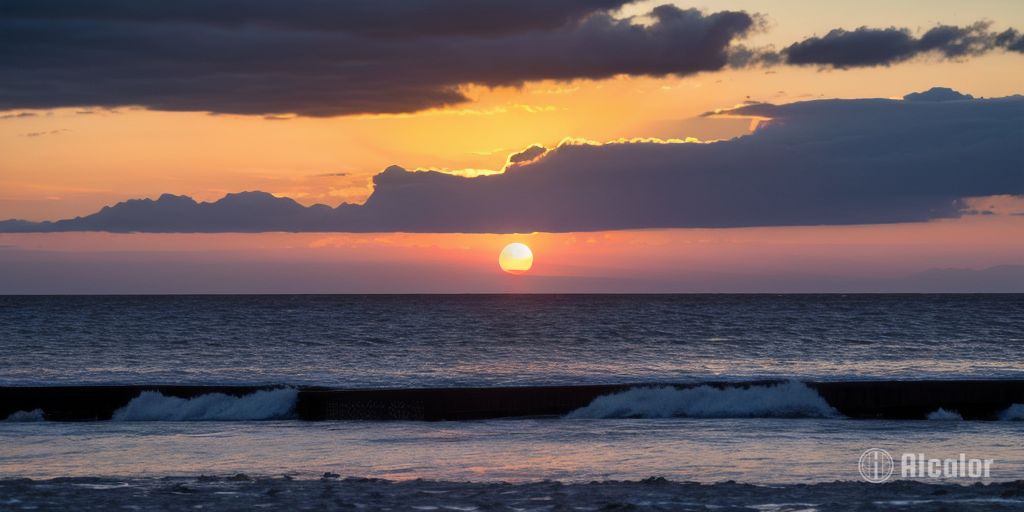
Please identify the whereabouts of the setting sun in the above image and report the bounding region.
[3,1,1024,509]
[498,243,534,274]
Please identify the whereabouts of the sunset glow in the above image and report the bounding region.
[498,243,534,275]
[3,2,1024,508]
[0,0,1021,292]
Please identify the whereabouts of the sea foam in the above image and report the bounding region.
[926,408,963,421]
[998,404,1024,420]
[4,409,45,422]
[566,381,839,419]
[111,388,297,421]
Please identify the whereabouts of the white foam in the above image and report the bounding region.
[998,404,1024,420]
[926,408,963,421]
[111,388,297,421]
[4,409,45,422]
[566,381,839,419]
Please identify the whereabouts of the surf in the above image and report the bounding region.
[567,381,840,419]
[111,388,298,421]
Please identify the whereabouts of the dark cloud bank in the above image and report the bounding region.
[0,1,755,116]
[3,88,1022,233]
[4,1,1022,116]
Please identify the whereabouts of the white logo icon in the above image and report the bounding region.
[859,448,894,483]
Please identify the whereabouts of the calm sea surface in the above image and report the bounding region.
[1,294,1022,386]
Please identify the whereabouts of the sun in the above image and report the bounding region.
[498,243,534,274]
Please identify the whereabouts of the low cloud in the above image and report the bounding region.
[0,2,755,116]
[0,112,37,120]
[21,129,68,137]
[505,145,549,167]
[4,89,1022,233]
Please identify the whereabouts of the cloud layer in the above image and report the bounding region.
[0,1,754,116]
[3,1,1021,116]
[781,22,1024,68]
[0,0,629,36]
[3,89,1021,233]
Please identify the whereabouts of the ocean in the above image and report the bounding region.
[2,294,1022,386]
[2,294,1024,510]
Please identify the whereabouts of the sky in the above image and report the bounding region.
[0,0,1022,292]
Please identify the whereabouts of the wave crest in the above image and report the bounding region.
[999,404,1024,420]
[112,388,297,421]
[566,381,839,419]
[926,408,963,421]
[4,409,45,422]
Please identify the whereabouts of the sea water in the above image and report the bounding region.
[2,295,1024,510]
[1,294,1021,386]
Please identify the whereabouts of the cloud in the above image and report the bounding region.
[892,265,1024,293]
[21,129,68,137]
[5,4,1019,117]
[0,0,631,37]
[4,89,1022,233]
[902,87,973,102]
[506,145,548,167]
[0,2,755,116]
[996,29,1024,52]
[0,112,37,120]
[780,22,1023,68]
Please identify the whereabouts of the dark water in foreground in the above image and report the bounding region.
[5,476,1024,511]
[1,294,1022,386]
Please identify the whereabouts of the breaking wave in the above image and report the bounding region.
[4,409,45,422]
[999,404,1024,420]
[111,388,297,421]
[926,408,963,421]
[566,381,839,419]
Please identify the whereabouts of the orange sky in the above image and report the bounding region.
[2,212,1022,293]
[1,0,1022,291]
